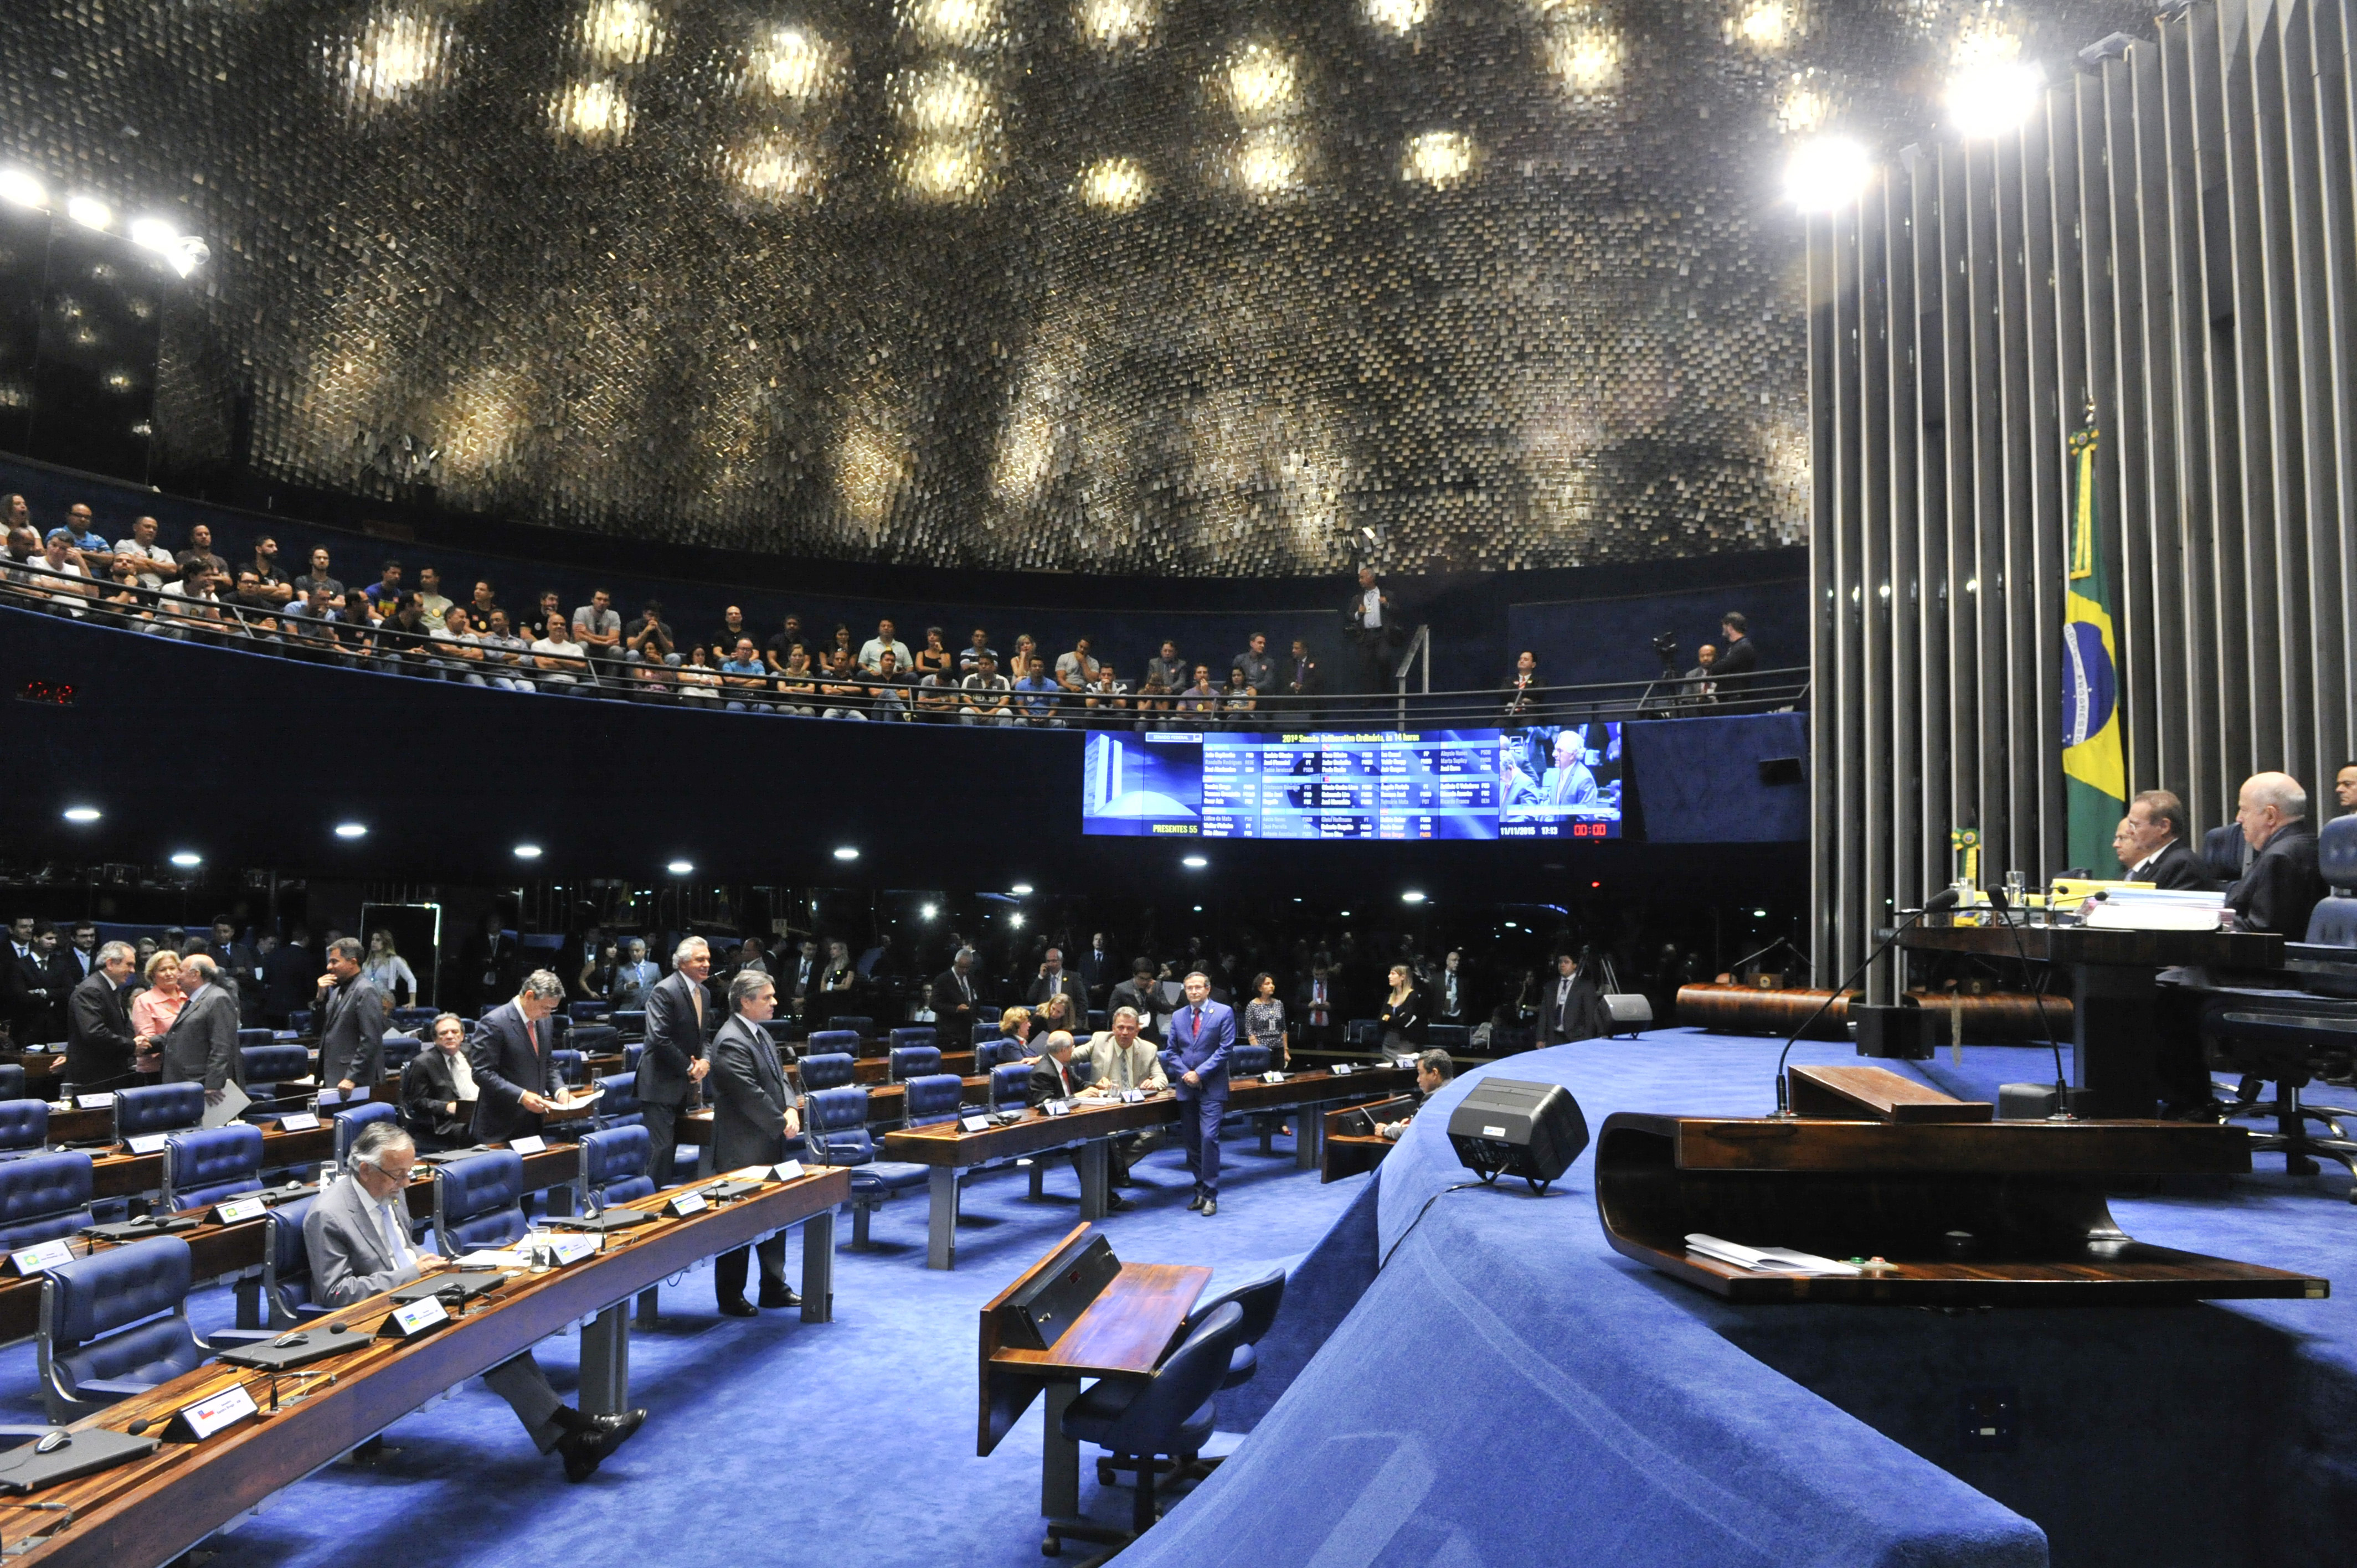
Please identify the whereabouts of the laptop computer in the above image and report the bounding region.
[214,1323,366,1371]
[390,1270,507,1306]
[544,1208,657,1232]
[0,1428,161,1494]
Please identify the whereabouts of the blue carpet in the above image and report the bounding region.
[2,1129,1367,1568]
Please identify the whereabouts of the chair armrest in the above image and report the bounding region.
[202,1328,281,1348]
[78,1377,172,1397]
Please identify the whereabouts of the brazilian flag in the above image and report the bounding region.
[2062,416,2126,869]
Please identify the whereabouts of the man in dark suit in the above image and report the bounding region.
[161,954,245,1098]
[3,916,56,1047]
[64,940,144,1092]
[1157,973,1235,1217]
[1538,951,1606,1045]
[1078,934,1116,1005]
[1027,947,1088,1018]
[401,1012,477,1148]
[707,970,803,1314]
[635,937,712,1187]
[2122,790,2215,891]
[459,912,518,1016]
[315,936,388,1092]
[1025,1030,1134,1213]
[1283,639,1321,709]
[1294,963,1341,1053]
[1109,961,1165,1043]
[469,971,568,1144]
[932,946,982,1049]
[2228,772,2327,936]
[208,917,261,1025]
[261,928,314,1028]
[1713,611,1759,706]
[53,921,101,993]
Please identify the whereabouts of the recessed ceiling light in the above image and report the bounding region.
[61,806,101,823]
[0,170,47,209]
[1504,920,1518,929]
[1010,882,1032,895]
[333,822,368,839]
[833,846,860,860]
[513,843,543,860]
[1753,908,1769,918]
[920,903,938,919]
[1010,912,1025,928]
[666,859,693,875]
[127,215,179,252]
[168,850,203,868]
[1192,905,1203,912]
[1339,909,1351,917]
[66,195,111,230]
[1401,890,1426,904]
[1181,854,1207,869]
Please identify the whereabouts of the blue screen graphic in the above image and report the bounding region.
[1080,724,1623,840]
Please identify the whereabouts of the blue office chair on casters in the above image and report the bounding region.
[2203,823,2251,884]
[550,1048,586,1087]
[1046,1301,1246,1562]
[805,1029,861,1064]
[161,1125,265,1213]
[240,1043,313,1123]
[0,1065,24,1103]
[37,1235,271,1421]
[236,1195,327,1329]
[381,1034,424,1074]
[432,1151,529,1253]
[804,1086,930,1249]
[888,1043,941,1083]
[334,1101,400,1166]
[975,1038,1025,1073]
[579,1126,657,1210]
[114,1084,205,1143]
[0,1152,95,1251]
[1221,1045,1272,1142]
[390,1006,439,1035]
[888,1025,936,1059]
[826,1015,874,1040]
[800,1053,858,1092]
[595,1070,644,1129]
[903,1074,966,1129]
[0,1099,48,1158]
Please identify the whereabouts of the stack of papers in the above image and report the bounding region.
[2083,887,2227,931]
[1684,1233,1864,1276]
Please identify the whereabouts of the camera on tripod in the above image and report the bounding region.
[1650,632,1680,679]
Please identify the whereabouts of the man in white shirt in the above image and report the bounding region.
[154,565,224,639]
[23,531,91,616]
[572,588,622,676]
[857,617,912,675]
[530,613,588,690]
[413,566,454,629]
[111,515,178,588]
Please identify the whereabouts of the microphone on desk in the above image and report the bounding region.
[1982,885,2075,1119]
[1772,887,1963,1116]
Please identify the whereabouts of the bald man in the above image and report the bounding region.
[2227,772,2325,937]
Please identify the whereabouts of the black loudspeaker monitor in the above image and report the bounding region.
[1850,1002,1931,1060]
[999,1232,1121,1350]
[1446,1079,1591,1194]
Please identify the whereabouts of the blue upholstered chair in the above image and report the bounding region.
[800,1053,858,1092]
[0,1065,25,1103]
[1185,1270,1286,1390]
[756,1019,800,1056]
[579,1126,656,1210]
[1219,1044,1276,1142]
[571,1023,620,1059]
[975,1004,1002,1026]
[803,1086,930,1249]
[970,1022,1005,1048]
[1228,1045,1271,1079]
[989,1062,1031,1113]
[569,1000,610,1023]
[0,1098,48,1158]
[161,1125,266,1213]
[888,1044,941,1083]
[889,1025,936,1056]
[240,1044,315,1122]
[287,1008,314,1037]
[36,1235,266,1421]
[624,1042,644,1070]
[236,1028,275,1050]
[250,1197,327,1328]
[0,1152,95,1251]
[431,1151,529,1254]
[975,1038,1025,1072]
[2202,823,2250,883]
[613,1009,647,1041]
[390,1007,438,1035]
[826,1015,874,1039]
[381,1034,423,1074]
[114,1084,204,1144]
[903,1074,967,1129]
[550,1048,586,1087]
[594,1070,644,1130]
[1428,1023,1471,1054]
[805,1029,860,1062]
[333,1102,400,1165]
[1049,1301,1246,1551]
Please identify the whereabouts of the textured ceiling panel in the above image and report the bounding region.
[0,0,2150,574]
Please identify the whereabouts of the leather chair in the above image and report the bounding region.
[888,1044,941,1083]
[1048,1301,1246,1557]
[0,1099,47,1158]
[756,1019,801,1060]
[1220,1045,1274,1142]
[287,1008,314,1038]
[2203,823,2250,884]
[550,1048,586,1087]
[236,1028,275,1049]
[333,1102,400,1165]
[889,1026,937,1059]
[0,1064,24,1102]
[975,1039,1025,1072]
[249,1196,327,1329]
[37,1235,266,1421]
[161,1125,266,1213]
[381,1034,423,1074]
[594,1070,644,1129]
[431,1150,529,1253]
[613,1009,647,1041]
[624,1042,644,1070]
[805,1029,861,1062]
[113,1084,204,1144]
[239,1044,313,1122]
[971,1022,1005,1048]
[975,1004,1002,1027]
[1227,1044,1271,1079]
[1186,1270,1286,1390]
[802,1086,930,1249]
[989,1062,1030,1113]
[902,1074,966,1129]
[390,1007,439,1035]
[571,1023,620,1059]
[569,1000,610,1023]
[826,1015,875,1039]
[0,1152,95,1251]
[800,1053,858,1092]
[579,1126,656,1210]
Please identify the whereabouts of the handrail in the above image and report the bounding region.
[1393,623,1431,729]
[0,571,1807,729]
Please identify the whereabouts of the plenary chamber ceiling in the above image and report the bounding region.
[4,0,2147,573]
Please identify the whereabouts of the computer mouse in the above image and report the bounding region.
[34,1431,69,1454]
[274,1334,310,1348]
[329,1322,349,1334]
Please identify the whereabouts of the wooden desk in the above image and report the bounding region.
[887,1098,1171,1270]
[1319,1096,1416,1183]
[1596,1111,2329,1305]
[1899,922,2285,1118]
[1224,1066,1414,1171]
[8,1165,848,1568]
[1784,1063,1993,1123]
[980,1224,1210,1518]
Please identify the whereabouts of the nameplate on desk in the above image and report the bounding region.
[172,1381,259,1442]
[960,1114,990,1133]
[666,1191,708,1218]
[1043,1099,1072,1117]
[276,1111,321,1131]
[1120,1089,1146,1103]
[7,1239,74,1276]
[380,1294,451,1340]
[1262,1071,1286,1083]
[213,1196,269,1225]
[1332,1064,1356,1076]
[534,1232,599,1266]
[125,1133,169,1156]
[75,1092,115,1110]
[315,1088,341,1106]
[771,1159,805,1182]
[508,1135,548,1156]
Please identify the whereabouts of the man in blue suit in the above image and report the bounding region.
[469,971,567,1145]
[1157,971,1234,1217]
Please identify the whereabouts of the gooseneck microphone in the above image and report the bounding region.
[1983,885,2074,1118]
[1772,886,1963,1116]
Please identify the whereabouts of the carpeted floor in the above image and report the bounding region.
[0,1125,1367,1568]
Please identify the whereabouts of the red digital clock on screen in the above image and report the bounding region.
[16,678,76,706]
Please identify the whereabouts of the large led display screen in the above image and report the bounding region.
[1082,724,1622,840]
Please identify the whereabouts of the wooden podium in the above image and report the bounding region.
[1596,1066,2329,1306]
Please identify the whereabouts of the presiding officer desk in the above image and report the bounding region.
[1,1163,848,1568]
[884,1066,1413,1270]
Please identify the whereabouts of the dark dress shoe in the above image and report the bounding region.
[1104,1194,1134,1213]
[717,1296,758,1318]
[1200,1198,1217,1217]
[559,1409,647,1482]
[758,1282,803,1309]
[1186,1191,1205,1211]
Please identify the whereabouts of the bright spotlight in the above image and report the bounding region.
[0,170,47,209]
[333,822,369,839]
[1010,883,1033,896]
[1192,905,1203,912]
[513,843,543,860]
[920,903,938,920]
[127,216,179,252]
[1010,912,1025,929]
[66,196,112,231]
[169,850,203,868]
[666,859,694,875]
[1947,60,2045,140]
[1182,855,1208,869]
[833,846,860,861]
[1401,890,1427,904]
[61,806,101,823]
[1783,136,1870,212]
[1753,907,1770,918]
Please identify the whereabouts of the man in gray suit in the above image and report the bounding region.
[303,1121,645,1481]
[315,936,387,1092]
[161,954,245,1100]
[635,937,712,1187]
[707,969,802,1315]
